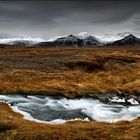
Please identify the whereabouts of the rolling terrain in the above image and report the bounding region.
[0,46,139,97]
[0,45,140,140]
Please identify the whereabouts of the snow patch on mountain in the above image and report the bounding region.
[96,32,132,43]
[48,32,91,42]
[76,32,91,39]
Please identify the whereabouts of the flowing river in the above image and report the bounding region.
[0,94,140,124]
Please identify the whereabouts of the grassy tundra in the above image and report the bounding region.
[0,46,139,97]
[0,45,140,140]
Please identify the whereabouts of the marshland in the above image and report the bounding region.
[0,46,140,140]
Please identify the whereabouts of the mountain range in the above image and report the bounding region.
[0,32,140,47]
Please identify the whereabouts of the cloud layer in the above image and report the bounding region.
[0,0,139,39]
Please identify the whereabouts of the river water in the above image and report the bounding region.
[0,94,140,124]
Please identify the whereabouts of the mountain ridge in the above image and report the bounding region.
[108,34,140,46]
[0,32,140,47]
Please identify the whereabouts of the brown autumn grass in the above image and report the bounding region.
[0,46,139,97]
[1,102,140,140]
[0,46,140,139]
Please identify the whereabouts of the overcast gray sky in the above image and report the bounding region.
[0,0,139,39]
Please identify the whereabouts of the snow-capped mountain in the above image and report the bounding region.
[36,35,83,47]
[0,32,139,47]
[108,34,140,46]
[31,32,140,47]
[77,32,101,45]
[36,34,101,47]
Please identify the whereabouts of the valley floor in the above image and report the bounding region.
[0,46,139,97]
[0,46,140,139]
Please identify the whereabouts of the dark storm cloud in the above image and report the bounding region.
[0,0,139,39]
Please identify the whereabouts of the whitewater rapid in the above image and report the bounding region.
[0,95,140,124]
